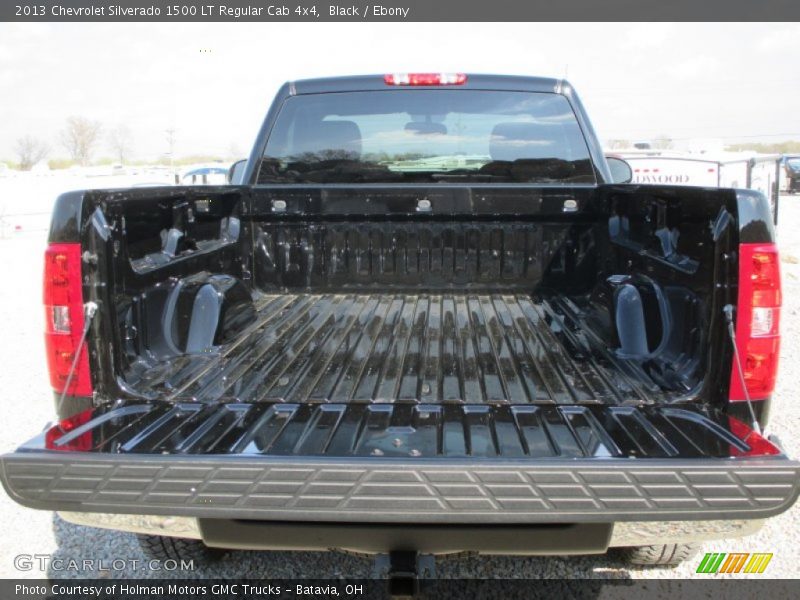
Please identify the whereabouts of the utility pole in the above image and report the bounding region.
[165,127,177,183]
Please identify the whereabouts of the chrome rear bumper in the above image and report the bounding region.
[58,511,765,553]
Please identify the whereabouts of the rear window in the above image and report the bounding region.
[257,90,595,184]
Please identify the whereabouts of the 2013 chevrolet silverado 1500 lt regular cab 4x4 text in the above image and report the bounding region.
[1,74,798,580]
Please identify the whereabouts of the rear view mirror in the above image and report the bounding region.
[404,122,448,135]
[606,157,633,184]
[228,159,247,184]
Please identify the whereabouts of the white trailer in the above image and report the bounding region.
[606,150,782,223]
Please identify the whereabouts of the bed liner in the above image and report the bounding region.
[131,293,675,405]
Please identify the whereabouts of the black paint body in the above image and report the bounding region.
[7,76,792,538]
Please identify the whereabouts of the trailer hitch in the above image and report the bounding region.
[373,551,436,597]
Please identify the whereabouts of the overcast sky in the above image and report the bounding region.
[1,22,799,160]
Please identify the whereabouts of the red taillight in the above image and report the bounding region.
[729,243,781,402]
[384,73,467,86]
[43,243,92,397]
[727,417,781,457]
[45,409,94,451]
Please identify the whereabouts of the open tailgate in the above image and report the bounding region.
[2,401,799,524]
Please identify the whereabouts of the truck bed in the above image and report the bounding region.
[133,292,671,405]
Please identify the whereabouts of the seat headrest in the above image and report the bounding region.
[489,122,565,162]
[292,120,362,158]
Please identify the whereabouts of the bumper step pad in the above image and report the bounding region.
[2,452,798,523]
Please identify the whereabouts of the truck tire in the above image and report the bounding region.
[620,543,701,566]
[136,534,227,565]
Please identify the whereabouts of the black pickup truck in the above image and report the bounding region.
[1,74,797,578]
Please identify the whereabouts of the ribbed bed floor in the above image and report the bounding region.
[140,293,670,405]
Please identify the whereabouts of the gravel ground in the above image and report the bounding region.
[0,190,798,582]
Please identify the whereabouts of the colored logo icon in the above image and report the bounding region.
[696,553,773,574]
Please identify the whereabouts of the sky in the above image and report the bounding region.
[0,22,799,161]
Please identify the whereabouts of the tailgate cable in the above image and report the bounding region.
[723,304,762,435]
[56,302,98,421]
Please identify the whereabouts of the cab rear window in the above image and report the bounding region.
[257,90,595,184]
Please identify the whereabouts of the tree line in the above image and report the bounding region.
[13,117,132,171]
[727,141,800,155]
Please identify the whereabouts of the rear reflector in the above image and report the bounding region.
[45,409,94,451]
[729,243,781,402]
[43,243,92,397]
[727,417,781,457]
[384,73,467,86]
